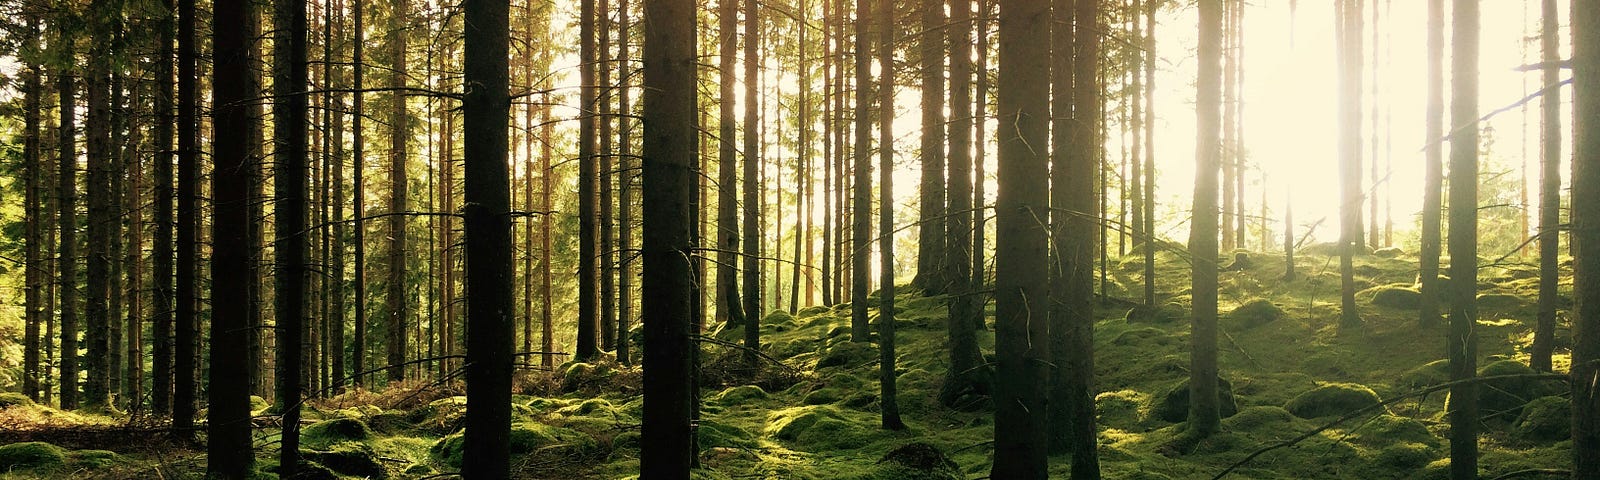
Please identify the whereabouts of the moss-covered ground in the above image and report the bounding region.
[0,248,1576,478]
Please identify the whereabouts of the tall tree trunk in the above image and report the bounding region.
[640,0,699,469]
[1336,0,1364,333]
[328,0,347,393]
[352,0,368,387]
[716,0,746,333]
[123,56,144,411]
[83,0,115,410]
[1219,0,1236,254]
[209,0,256,474]
[972,0,991,331]
[599,0,618,353]
[1530,0,1561,373]
[991,0,1052,472]
[821,0,834,307]
[273,0,310,472]
[386,0,411,384]
[174,0,198,432]
[1446,1,1480,478]
[850,0,873,343]
[57,24,80,411]
[542,102,556,368]
[914,0,946,294]
[617,0,635,364]
[1571,1,1600,475]
[1142,1,1157,309]
[245,0,268,400]
[1418,0,1444,329]
[461,0,514,476]
[578,0,601,361]
[1188,0,1224,441]
[742,0,765,360]
[152,0,176,415]
[877,0,905,431]
[23,14,43,402]
[1129,0,1144,283]
[939,0,989,408]
[791,2,810,315]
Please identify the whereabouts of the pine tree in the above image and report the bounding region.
[208,0,257,474]
[1446,1,1481,478]
[1188,0,1225,441]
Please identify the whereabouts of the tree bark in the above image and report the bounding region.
[1447,1,1480,478]
[152,0,176,415]
[1530,0,1561,373]
[209,0,257,474]
[23,14,42,402]
[1188,0,1224,440]
[57,24,80,412]
[174,0,198,432]
[1568,0,1600,477]
[578,0,601,361]
[1337,0,1364,333]
[1418,0,1444,329]
[991,0,1051,472]
[938,0,989,408]
[386,0,412,384]
[742,0,765,361]
[716,0,746,333]
[352,0,369,387]
[851,0,872,343]
[876,0,905,431]
[914,0,946,295]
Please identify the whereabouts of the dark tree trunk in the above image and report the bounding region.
[152,0,176,415]
[174,0,198,432]
[245,2,268,399]
[938,0,989,408]
[742,0,764,361]
[387,0,411,384]
[1531,0,1560,373]
[990,0,1051,472]
[57,28,80,412]
[84,0,113,410]
[640,0,699,469]
[1188,0,1224,440]
[1337,0,1364,333]
[1447,1,1480,478]
[542,104,556,368]
[122,56,143,411]
[328,0,347,393]
[1418,0,1444,329]
[578,0,601,362]
[876,0,905,431]
[272,0,310,473]
[913,0,946,295]
[352,0,368,387]
[617,0,634,364]
[23,14,43,402]
[716,0,746,333]
[1572,0,1600,476]
[851,0,872,343]
[1142,2,1157,309]
[973,0,990,331]
[599,0,617,353]
[208,0,256,474]
[462,0,514,475]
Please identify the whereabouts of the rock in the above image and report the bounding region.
[1222,406,1297,431]
[1151,377,1239,423]
[304,443,386,479]
[1225,298,1286,329]
[1222,252,1254,272]
[802,388,844,405]
[0,442,66,471]
[1514,396,1570,442]
[867,442,961,480]
[1467,360,1561,419]
[1399,359,1451,388]
[1111,327,1174,347]
[710,385,768,405]
[65,449,118,470]
[816,341,876,368]
[697,419,758,450]
[1364,284,1422,309]
[1284,383,1381,418]
[561,362,616,392]
[1350,415,1437,447]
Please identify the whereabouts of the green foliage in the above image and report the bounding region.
[1283,383,1381,418]
[0,442,65,471]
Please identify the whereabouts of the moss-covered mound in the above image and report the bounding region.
[861,442,961,480]
[301,417,374,449]
[0,392,36,409]
[697,419,758,450]
[0,441,66,471]
[1475,293,1528,311]
[1226,299,1286,328]
[1473,360,1561,419]
[1364,284,1422,309]
[1125,303,1185,324]
[562,362,618,392]
[431,422,600,468]
[817,341,876,369]
[710,385,768,405]
[1284,383,1381,418]
[407,396,468,435]
[65,449,119,470]
[1151,377,1239,423]
[1514,396,1570,442]
[303,442,386,479]
[1349,415,1437,447]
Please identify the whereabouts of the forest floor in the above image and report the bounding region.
[0,246,1579,479]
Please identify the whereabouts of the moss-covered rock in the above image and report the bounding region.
[1514,396,1570,442]
[301,417,373,449]
[0,442,66,471]
[1284,383,1381,418]
[1151,377,1238,423]
[1364,284,1422,309]
[431,422,599,468]
[1125,303,1185,324]
[1112,327,1176,347]
[763,310,798,333]
[796,305,831,318]
[1475,293,1528,311]
[1095,390,1147,430]
[795,417,871,450]
[407,396,468,435]
[766,405,848,441]
[1222,405,1297,431]
[304,442,386,479]
[1226,299,1287,329]
[710,385,768,405]
[697,419,758,450]
[248,395,271,413]
[803,388,845,405]
[562,362,617,392]
[0,392,36,409]
[1373,247,1405,258]
[1471,360,1560,418]
[860,442,961,480]
[1350,415,1437,447]
[817,341,876,368]
[65,449,118,470]
[1374,442,1437,469]
[1399,359,1451,388]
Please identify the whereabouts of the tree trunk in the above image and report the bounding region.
[938,0,989,408]
[152,0,176,415]
[617,0,635,364]
[640,0,699,470]
[1571,1,1600,476]
[1188,0,1224,440]
[1447,1,1480,478]
[742,0,765,361]
[174,0,198,432]
[1142,1,1157,309]
[273,0,310,472]
[876,0,905,431]
[716,0,746,333]
[1418,0,1444,329]
[991,0,1051,472]
[599,0,617,353]
[23,14,43,402]
[461,0,514,476]
[914,0,946,295]
[209,0,257,473]
[386,0,411,384]
[1337,0,1364,333]
[352,0,369,387]
[328,0,347,393]
[578,0,601,361]
[1530,0,1560,373]
[851,0,872,343]
[57,26,80,412]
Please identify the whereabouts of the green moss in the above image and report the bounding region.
[407,396,468,435]
[0,392,36,409]
[795,417,871,451]
[803,388,845,405]
[1350,415,1437,447]
[766,405,848,441]
[1514,396,1570,442]
[303,442,385,479]
[1363,284,1422,309]
[301,417,373,449]
[710,385,769,405]
[562,362,617,392]
[248,395,270,413]
[1373,247,1405,258]
[1112,327,1176,347]
[1472,360,1560,419]
[1284,383,1381,418]
[796,305,832,318]
[817,341,876,368]
[1124,303,1185,324]
[1476,293,1528,310]
[1222,405,1296,431]
[431,423,598,468]
[64,449,117,470]
[0,442,66,471]
[1374,442,1437,469]
[1095,390,1147,430]
[1150,377,1238,423]
[1226,298,1286,328]
[1399,359,1451,388]
[698,419,758,450]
